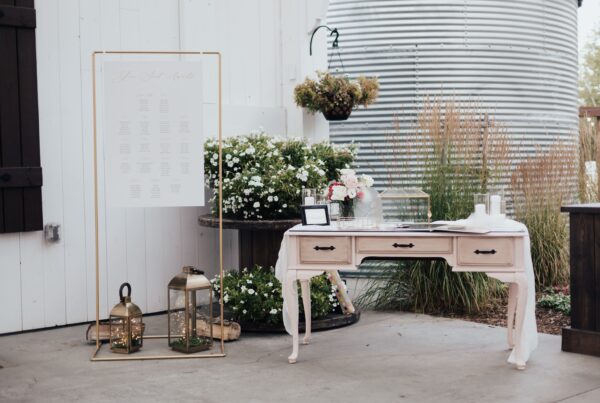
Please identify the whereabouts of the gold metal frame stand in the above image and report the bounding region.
[90,51,225,361]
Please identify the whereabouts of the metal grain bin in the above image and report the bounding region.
[327,0,580,191]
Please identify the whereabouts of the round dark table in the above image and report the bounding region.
[197,214,301,270]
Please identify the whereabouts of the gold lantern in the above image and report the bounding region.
[168,266,214,353]
[109,283,144,353]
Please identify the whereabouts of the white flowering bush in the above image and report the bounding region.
[211,266,340,325]
[204,132,355,219]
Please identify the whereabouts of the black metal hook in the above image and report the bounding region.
[309,25,339,56]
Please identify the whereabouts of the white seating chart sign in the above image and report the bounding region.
[103,61,205,207]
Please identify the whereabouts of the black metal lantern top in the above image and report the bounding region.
[110,283,142,318]
[168,266,211,291]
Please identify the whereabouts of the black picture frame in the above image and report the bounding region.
[300,204,330,226]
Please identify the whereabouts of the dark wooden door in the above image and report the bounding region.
[0,0,43,233]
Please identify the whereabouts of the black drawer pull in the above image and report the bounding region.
[475,249,497,255]
[393,243,414,248]
[314,246,336,251]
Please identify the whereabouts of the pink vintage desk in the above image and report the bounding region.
[280,225,532,369]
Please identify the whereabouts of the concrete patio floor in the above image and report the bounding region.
[1,312,600,403]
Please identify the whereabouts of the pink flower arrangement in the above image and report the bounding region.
[326,169,374,203]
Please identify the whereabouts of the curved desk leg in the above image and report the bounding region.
[513,273,529,370]
[300,280,312,345]
[507,282,518,350]
[285,270,299,364]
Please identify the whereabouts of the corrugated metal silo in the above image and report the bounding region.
[327,0,580,190]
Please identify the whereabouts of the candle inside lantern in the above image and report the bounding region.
[490,195,501,216]
[475,203,486,215]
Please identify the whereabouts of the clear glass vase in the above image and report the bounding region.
[339,200,354,218]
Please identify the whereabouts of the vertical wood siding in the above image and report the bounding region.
[0,0,329,333]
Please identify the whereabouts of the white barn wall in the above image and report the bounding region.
[0,0,329,334]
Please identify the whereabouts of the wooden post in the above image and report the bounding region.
[561,204,600,357]
[579,107,600,201]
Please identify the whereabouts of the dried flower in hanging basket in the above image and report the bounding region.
[294,72,379,121]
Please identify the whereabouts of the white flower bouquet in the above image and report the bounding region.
[204,131,355,220]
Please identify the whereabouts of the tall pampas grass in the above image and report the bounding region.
[510,143,576,288]
[359,98,509,312]
[578,116,598,202]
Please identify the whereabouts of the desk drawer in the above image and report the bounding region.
[356,237,452,254]
[457,237,514,266]
[299,237,352,265]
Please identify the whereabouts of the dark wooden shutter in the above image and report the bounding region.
[0,0,42,233]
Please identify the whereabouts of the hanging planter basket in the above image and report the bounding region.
[294,72,379,123]
[299,26,379,122]
[322,105,353,121]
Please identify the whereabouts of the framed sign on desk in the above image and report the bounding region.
[300,205,330,226]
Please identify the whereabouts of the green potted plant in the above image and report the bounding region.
[211,266,342,330]
[294,71,379,121]
[200,132,356,270]
[203,132,355,220]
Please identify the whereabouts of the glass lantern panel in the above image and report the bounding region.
[190,289,213,352]
[169,289,187,346]
[169,288,213,353]
[130,316,143,349]
[110,316,129,351]
[381,188,430,223]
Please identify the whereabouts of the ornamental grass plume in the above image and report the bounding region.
[407,99,509,312]
[578,115,598,202]
[359,98,510,313]
[510,143,577,288]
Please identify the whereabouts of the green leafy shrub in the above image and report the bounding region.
[537,289,571,315]
[211,266,339,325]
[204,132,355,220]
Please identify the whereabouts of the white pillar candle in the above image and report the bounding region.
[490,195,501,216]
[304,196,315,206]
[475,203,486,215]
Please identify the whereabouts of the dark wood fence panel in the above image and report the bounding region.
[0,0,43,233]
